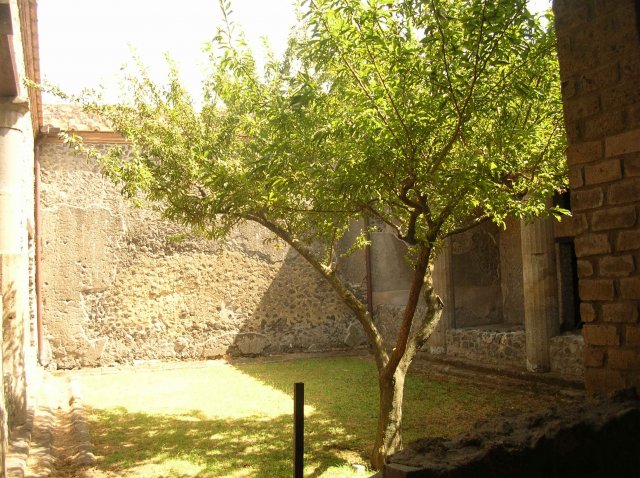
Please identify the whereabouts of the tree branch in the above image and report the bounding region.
[308,0,405,153]
[402,267,443,369]
[382,242,430,379]
[353,17,416,157]
[247,212,390,370]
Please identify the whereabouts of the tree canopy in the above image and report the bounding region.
[54,0,567,468]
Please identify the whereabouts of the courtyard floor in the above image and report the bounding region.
[18,354,583,478]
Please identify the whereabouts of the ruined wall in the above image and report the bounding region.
[39,142,361,369]
[554,0,640,393]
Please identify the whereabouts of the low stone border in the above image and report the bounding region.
[67,379,95,467]
[385,393,640,478]
[6,370,96,478]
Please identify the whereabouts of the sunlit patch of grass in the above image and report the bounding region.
[120,459,204,478]
[70,357,557,477]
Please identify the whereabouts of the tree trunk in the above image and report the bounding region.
[370,363,408,470]
[368,260,443,470]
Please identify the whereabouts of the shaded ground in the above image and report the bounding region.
[387,391,640,477]
[24,354,582,478]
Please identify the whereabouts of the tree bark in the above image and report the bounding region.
[370,363,408,470]
[252,215,446,470]
[369,264,444,469]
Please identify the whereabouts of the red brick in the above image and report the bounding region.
[568,167,584,188]
[577,259,594,278]
[560,78,577,99]
[578,62,620,94]
[565,94,601,122]
[630,372,640,393]
[565,120,584,143]
[585,367,627,395]
[626,325,640,346]
[608,178,640,204]
[599,42,637,69]
[598,254,635,277]
[553,2,592,39]
[620,277,640,299]
[602,302,639,323]
[615,229,640,251]
[583,109,626,141]
[590,0,624,17]
[575,233,612,257]
[583,324,620,346]
[584,159,622,185]
[600,78,640,111]
[559,52,600,84]
[566,140,603,165]
[590,206,636,231]
[569,27,597,54]
[584,347,606,367]
[554,214,588,238]
[571,188,604,211]
[558,63,574,84]
[627,101,640,131]
[620,56,640,81]
[606,2,639,32]
[579,279,615,300]
[605,128,640,157]
[556,27,572,52]
[607,348,640,370]
[580,302,597,323]
[623,151,640,177]
[590,10,637,53]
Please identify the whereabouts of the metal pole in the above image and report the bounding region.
[293,382,304,478]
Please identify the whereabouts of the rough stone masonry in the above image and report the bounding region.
[38,140,367,368]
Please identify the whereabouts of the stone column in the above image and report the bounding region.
[0,99,30,427]
[521,214,560,372]
[429,238,455,354]
[0,299,6,478]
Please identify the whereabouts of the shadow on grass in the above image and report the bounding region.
[81,357,558,477]
[87,405,360,478]
[231,356,559,446]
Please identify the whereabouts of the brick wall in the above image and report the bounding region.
[553,0,640,393]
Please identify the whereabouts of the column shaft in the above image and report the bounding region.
[0,101,30,428]
[521,215,560,372]
[429,238,455,354]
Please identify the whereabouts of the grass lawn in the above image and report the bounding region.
[70,356,558,478]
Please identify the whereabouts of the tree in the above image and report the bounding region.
[57,0,566,469]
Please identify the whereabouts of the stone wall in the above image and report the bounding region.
[554,0,640,393]
[446,326,526,367]
[550,333,584,377]
[39,142,362,369]
[445,326,584,377]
